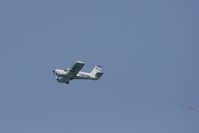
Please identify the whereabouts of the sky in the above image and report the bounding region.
[0,0,199,133]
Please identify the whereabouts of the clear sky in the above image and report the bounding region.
[0,0,199,133]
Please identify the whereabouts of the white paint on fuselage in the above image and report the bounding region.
[75,71,96,80]
[54,69,67,77]
[53,69,97,80]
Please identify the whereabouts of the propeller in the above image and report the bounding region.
[52,70,56,79]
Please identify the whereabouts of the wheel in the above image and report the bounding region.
[66,81,69,84]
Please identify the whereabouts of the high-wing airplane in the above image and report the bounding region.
[53,61,103,84]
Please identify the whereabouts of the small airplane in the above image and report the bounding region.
[53,61,103,84]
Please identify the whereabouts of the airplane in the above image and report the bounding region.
[53,61,103,84]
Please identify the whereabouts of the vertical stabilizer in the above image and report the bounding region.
[90,65,103,79]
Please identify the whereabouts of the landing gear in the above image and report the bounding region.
[66,81,69,84]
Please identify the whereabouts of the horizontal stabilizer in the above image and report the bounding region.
[91,65,103,79]
[95,72,103,79]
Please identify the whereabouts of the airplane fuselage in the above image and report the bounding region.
[53,61,103,84]
[53,69,98,83]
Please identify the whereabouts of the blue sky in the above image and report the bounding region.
[0,0,199,133]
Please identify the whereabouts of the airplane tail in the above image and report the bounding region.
[90,65,103,79]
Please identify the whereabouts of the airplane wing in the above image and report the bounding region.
[67,61,85,79]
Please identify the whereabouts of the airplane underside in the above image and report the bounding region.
[56,74,98,84]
